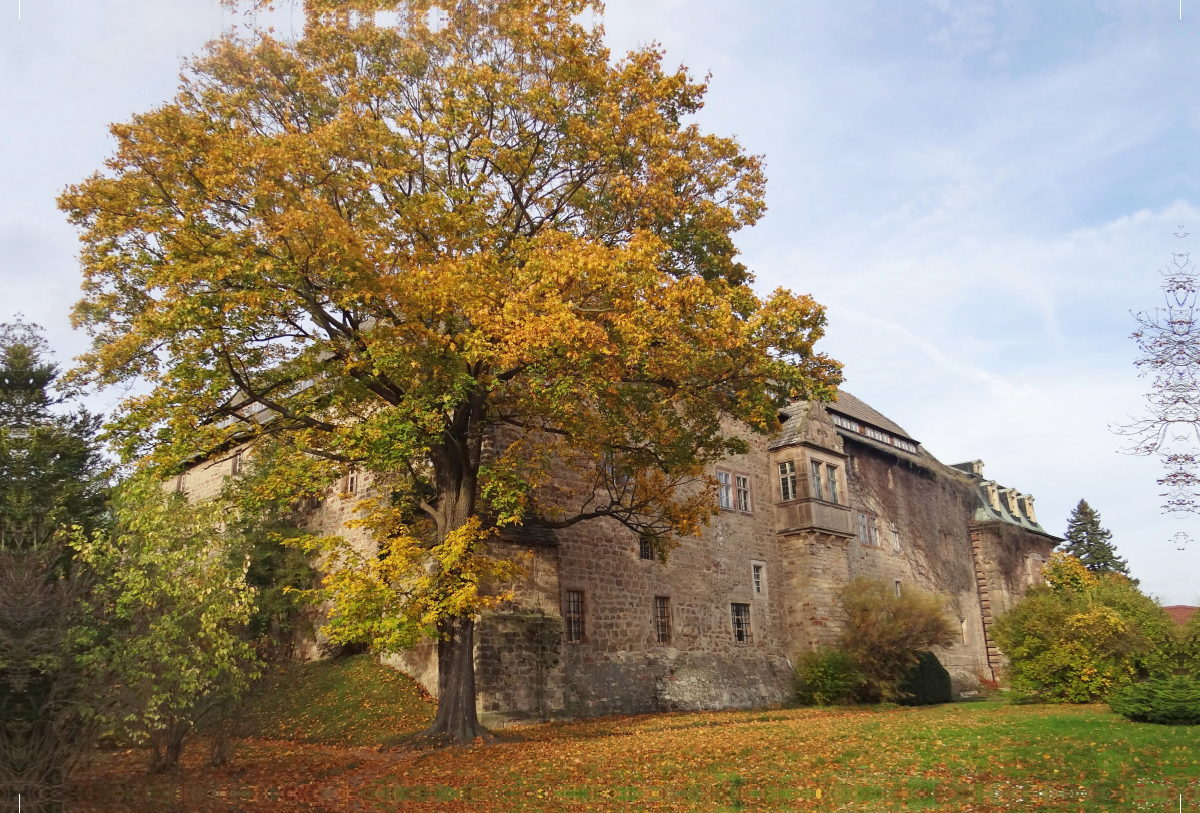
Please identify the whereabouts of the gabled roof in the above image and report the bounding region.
[826,390,917,443]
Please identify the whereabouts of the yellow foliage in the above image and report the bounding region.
[1043,553,1098,592]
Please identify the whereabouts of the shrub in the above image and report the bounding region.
[1109,675,1200,725]
[1182,612,1200,675]
[897,651,953,706]
[794,649,861,706]
[72,476,261,771]
[837,578,955,703]
[992,555,1170,703]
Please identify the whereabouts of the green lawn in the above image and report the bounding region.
[185,658,1200,811]
[234,653,436,746]
[356,701,1200,811]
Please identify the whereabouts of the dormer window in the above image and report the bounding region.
[831,412,918,454]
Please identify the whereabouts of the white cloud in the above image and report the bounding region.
[0,0,1196,600]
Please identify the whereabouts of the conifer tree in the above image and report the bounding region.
[0,320,110,802]
[1059,499,1134,580]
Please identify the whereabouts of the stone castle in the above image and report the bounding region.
[182,390,1059,726]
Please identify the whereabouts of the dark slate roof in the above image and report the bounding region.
[768,401,811,450]
[827,390,917,443]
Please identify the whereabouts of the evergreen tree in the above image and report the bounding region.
[1059,499,1134,580]
[0,320,108,549]
[0,319,110,804]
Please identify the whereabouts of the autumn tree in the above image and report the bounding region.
[1058,499,1133,580]
[60,0,841,743]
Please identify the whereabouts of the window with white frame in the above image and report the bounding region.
[825,465,839,504]
[890,521,900,552]
[857,512,868,545]
[735,474,752,513]
[778,461,797,501]
[751,561,766,596]
[717,470,733,510]
[831,413,860,432]
[869,516,879,546]
[810,460,824,501]
[894,579,902,598]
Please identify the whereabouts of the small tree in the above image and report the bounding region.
[836,578,955,703]
[1058,500,1133,580]
[72,476,260,771]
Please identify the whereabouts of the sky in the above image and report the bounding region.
[1,0,1196,602]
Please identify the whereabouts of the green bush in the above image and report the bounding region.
[794,649,861,706]
[837,577,956,703]
[1109,675,1200,725]
[992,555,1171,703]
[1182,612,1200,675]
[897,651,953,706]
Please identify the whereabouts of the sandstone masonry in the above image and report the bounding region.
[181,390,1059,723]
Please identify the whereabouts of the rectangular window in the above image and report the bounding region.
[858,512,868,545]
[654,597,671,645]
[869,516,879,546]
[640,537,655,561]
[831,413,861,432]
[752,563,764,594]
[174,474,186,493]
[565,591,585,643]
[890,521,900,552]
[717,470,733,510]
[346,469,359,495]
[826,465,839,504]
[731,603,752,644]
[735,475,751,513]
[779,461,796,501]
[231,451,242,476]
[894,579,902,598]
[810,460,824,501]
[961,618,968,644]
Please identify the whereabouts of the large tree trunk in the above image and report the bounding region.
[420,614,489,745]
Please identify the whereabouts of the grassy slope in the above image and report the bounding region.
[81,693,1200,811]
[235,653,436,747]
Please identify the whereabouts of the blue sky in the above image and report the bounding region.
[1,1,1196,602]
